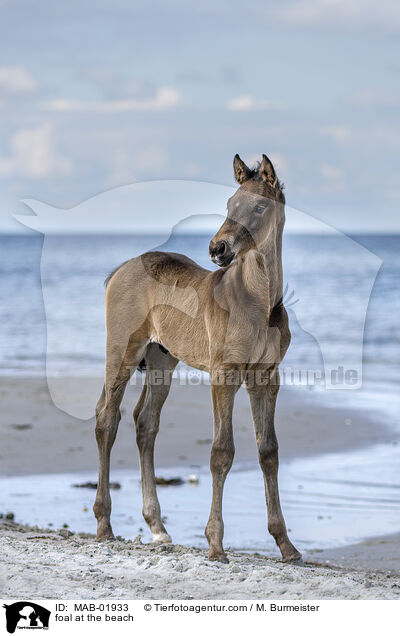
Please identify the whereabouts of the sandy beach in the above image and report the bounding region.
[1,376,399,599]
[1,519,399,600]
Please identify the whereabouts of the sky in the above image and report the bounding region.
[0,0,399,233]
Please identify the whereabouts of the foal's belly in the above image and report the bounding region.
[150,307,212,372]
[152,311,285,374]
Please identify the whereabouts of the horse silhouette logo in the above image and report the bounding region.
[3,602,51,633]
[14,180,381,419]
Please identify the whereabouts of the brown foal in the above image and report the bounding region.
[93,154,301,563]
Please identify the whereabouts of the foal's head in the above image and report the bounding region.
[209,154,285,267]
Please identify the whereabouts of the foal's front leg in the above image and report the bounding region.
[246,371,301,562]
[205,383,236,563]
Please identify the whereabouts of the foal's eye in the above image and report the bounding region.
[254,205,266,215]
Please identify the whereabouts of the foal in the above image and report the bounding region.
[94,154,301,563]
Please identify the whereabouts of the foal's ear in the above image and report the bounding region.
[260,154,278,187]
[233,154,252,184]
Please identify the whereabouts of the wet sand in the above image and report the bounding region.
[310,532,400,575]
[0,377,390,475]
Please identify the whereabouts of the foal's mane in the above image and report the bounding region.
[244,161,285,203]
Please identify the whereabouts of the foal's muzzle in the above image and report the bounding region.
[209,240,234,267]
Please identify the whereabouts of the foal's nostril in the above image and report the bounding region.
[216,242,226,256]
[209,240,229,262]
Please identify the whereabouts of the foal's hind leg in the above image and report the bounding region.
[134,344,178,543]
[94,337,147,540]
[246,369,301,562]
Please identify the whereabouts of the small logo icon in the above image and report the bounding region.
[3,602,51,633]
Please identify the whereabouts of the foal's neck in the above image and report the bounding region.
[241,223,284,311]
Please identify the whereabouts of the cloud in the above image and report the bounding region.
[320,123,400,152]
[319,163,345,193]
[272,0,400,33]
[349,90,400,107]
[0,124,71,178]
[319,125,352,144]
[41,88,181,113]
[163,0,400,33]
[81,70,158,100]
[320,163,343,180]
[227,95,283,112]
[108,145,169,185]
[0,66,37,96]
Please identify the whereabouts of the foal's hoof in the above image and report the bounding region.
[96,527,115,542]
[209,552,229,564]
[152,532,172,544]
[282,553,303,566]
